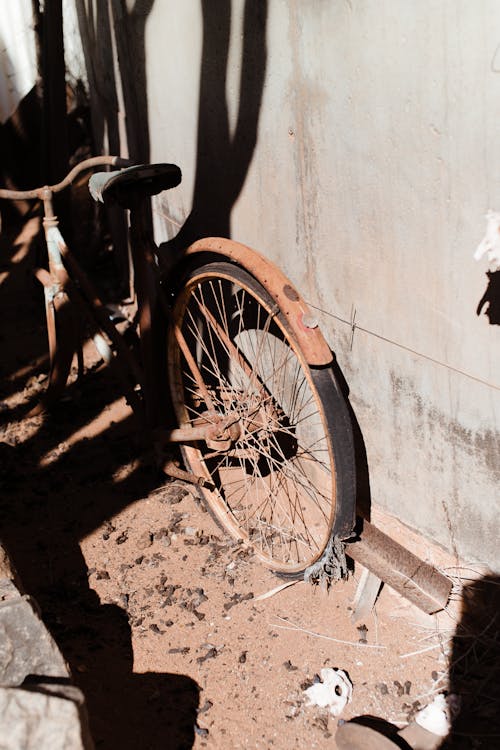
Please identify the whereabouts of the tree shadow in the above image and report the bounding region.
[75,0,156,297]
[476,271,500,326]
[441,574,500,749]
[162,0,268,251]
[75,0,154,164]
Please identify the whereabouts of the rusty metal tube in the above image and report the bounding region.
[346,520,452,614]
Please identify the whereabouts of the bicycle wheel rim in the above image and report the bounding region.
[168,262,337,575]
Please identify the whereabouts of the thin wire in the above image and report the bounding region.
[307,303,500,393]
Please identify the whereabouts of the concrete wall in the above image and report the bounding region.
[82,1,500,569]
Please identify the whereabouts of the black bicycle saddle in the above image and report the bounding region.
[89,163,182,208]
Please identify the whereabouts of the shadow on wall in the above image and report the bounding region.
[477,270,500,325]
[75,0,268,234]
[170,0,268,247]
[75,0,154,164]
[75,0,156,295]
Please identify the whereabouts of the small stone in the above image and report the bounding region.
[153,527,169,541]
[118,593,129,608]
[116,531,128,545]
[95,570,110,580]
[137,531,153,550]
[239,651,247,664]
[378,683,389,695]
[198,700,213,714]
[357,624,368,644]
[283,660,298,671]
[196,648,217,664]
[394,680,404,697]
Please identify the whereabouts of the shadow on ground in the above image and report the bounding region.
[0,222,199,749]
[441,574,500,750]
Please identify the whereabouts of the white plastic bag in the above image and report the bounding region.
[474,210,500,269]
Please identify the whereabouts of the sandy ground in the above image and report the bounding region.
[1,216,498,749]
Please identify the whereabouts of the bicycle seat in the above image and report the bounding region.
[89,163,182,208]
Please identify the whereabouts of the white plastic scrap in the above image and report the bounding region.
[474,210,500,269]
[303,668,353,717]
[414,693,460,737]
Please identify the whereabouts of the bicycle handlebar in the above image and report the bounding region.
[0,156,133,201]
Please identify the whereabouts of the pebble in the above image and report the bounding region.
[137,531,153,549]
[198,700,213,714]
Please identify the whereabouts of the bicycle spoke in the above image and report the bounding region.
[169,265,337,571]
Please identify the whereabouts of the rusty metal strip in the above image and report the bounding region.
[346,520,452,614]
[161,460,213,489]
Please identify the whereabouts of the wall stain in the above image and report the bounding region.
[387,370,499,561]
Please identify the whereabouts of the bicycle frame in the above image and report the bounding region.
[0,155,335,452]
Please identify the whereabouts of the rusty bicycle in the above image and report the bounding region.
[0,157,356,580]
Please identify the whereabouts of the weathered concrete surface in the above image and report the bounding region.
[0,596,69,687]
[79,1,500,569]
[0,686,92,750]
[0,541,94,748]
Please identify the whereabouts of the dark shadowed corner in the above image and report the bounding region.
[440,574,500,749]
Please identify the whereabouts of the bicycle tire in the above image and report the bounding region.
[167,260,355,577]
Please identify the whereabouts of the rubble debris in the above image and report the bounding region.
[414,693,460,737]
[303,668,353,717]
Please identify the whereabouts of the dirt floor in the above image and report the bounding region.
[1,216,499,749]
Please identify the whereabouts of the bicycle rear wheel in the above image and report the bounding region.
[167,260,355,577]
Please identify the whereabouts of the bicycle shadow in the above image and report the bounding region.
[0,225,200,749]
[0,397,201,749]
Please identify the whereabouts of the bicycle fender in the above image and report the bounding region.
[183,237,333,367]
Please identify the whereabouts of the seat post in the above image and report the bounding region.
[128,195,167,429]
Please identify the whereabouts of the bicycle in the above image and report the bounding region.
[0,157,356,581]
